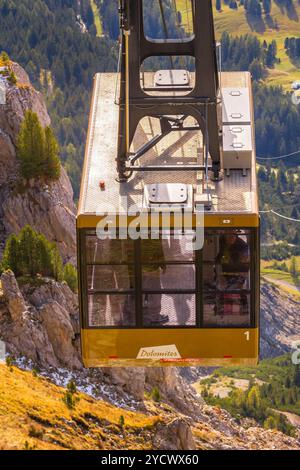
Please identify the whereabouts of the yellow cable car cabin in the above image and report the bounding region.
[77,0,260,367]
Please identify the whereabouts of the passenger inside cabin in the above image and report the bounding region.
[216,233,250,315]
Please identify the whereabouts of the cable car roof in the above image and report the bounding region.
[77,71,258,224]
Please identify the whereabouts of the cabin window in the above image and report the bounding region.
[81,229,256,329]
[141,233,196,326]
[88,294,135,327]
[202,230,252,327]
[85,235,135,327]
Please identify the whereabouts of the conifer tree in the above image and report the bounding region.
[0,225,65,281]
[63,263,78,292]
[18,225,40,277]
[43,126,61,180]
[17,111,61,181]
[294,366,300,388]
[17,110,45,180]
[50,244,63,282]
[290,257,298,278]
[36,233,53,276]
[1,234,20,276]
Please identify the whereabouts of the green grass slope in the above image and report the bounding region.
[212,2,300,89]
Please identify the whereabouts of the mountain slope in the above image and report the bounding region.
[194,354,300,439]
[212,1,300,88]
[0,364,161,450]
[1,360,300,450]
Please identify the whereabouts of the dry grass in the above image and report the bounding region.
[0,365,161,450]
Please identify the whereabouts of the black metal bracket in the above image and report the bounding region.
[128,115,201,167]
[125,165,212,172]
[117,0,221,180]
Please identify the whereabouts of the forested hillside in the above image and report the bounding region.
[196,355,300,437]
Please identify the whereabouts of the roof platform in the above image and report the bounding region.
[77,71,258,227]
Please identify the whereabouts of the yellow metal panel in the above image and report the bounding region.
[81,328,259,367]
[77,213,259,229]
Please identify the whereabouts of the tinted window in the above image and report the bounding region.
[203,230,251,327]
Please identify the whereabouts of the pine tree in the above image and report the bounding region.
[18,225,40,277]
[36,234,53,276]
[17,110,45,180]
[263,0,271,15]
[1,225,64,281]
[43,126,61,180]
[247,386,261,410]
[63,263,78,292]
[1,234,20,276]
[50,244,63,281]
[249,58,264,81]
[290,257,298,278]
[17,111,61,181]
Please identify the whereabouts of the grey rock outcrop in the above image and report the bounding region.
[145,367,203,416]
[102,368,146,401]
[260,281,300,358]
[0,271,81,369]
[2,168,76,262]
[153,418,196,450]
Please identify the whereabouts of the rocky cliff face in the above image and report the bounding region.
[260,281,300,358]
[0,270,81,369]
[0,62,76,262]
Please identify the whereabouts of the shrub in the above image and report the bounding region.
[7,70,17,85]
[0,51,9,64]
[67,380,77,394]
[264,415,276,430]
[62,390,76,410]
[5,356,13,371]
[151,386,161,402]
[28,425,44,439]
[24,440,36,451]
[119,415,125,429]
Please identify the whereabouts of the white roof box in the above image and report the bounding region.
[222,125,253,170]
[222,87,251,124]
